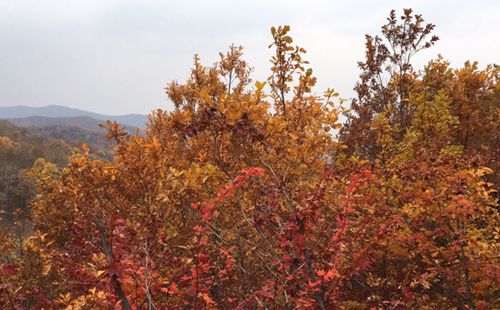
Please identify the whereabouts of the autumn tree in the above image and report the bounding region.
[341,9,439,160]
[4,25,348,309]
[338,9,499,309]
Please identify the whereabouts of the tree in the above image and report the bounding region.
[341,9,439,160]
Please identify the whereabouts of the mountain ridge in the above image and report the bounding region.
[5,115,139,134]
[0,105,148,129]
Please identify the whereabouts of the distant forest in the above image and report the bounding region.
[0,120,113,229]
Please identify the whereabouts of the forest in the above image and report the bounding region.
[0,9,498,309]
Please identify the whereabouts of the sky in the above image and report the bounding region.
[0,0,498,116]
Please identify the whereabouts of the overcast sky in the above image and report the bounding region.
[0,0,498,115]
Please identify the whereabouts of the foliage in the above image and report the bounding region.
[0,121,114,264]
[1,9,498,310]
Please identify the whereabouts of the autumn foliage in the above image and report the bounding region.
[1,9,499,309]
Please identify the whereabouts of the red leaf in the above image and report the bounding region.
[1,264,18,277]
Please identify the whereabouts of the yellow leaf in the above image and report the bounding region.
[96,270,105,277]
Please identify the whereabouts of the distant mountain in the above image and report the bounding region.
[5,115,138,134]
[6,116,106,132]
[0,105,148,129]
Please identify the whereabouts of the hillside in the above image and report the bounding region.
[0,120,113,227]
[24,124,114,160]
[6,115,140,134]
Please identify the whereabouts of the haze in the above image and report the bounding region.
[0,0,498,115]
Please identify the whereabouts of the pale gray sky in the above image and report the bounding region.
[0,0,498,115]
